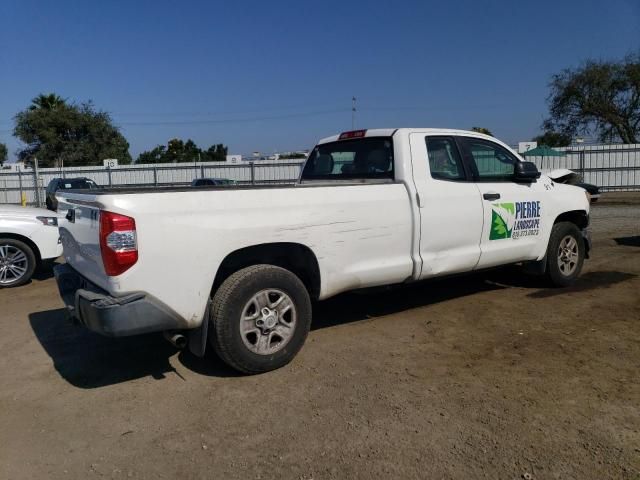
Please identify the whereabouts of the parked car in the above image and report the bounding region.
[54,128,591,373]
[0,206,62,288]
[46,177,99,211]
[547,169,601,203]
[191,178,237,187]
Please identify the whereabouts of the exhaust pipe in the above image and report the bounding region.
[164,331,187,349]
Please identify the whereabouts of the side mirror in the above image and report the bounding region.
[514,161,541,182]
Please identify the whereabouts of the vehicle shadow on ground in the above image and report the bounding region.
[28,309,240,389]
[31,268,55,282]
[615,236,640,247]
[29,273,507,388]
[527,270,636,298]
[312,272,507,330]
[32,267,629,387]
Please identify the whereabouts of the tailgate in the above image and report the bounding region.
[57,193,108,290]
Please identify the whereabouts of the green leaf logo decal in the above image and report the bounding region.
[490,203,514,240]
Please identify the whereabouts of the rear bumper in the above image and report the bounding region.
[54,263,185,337]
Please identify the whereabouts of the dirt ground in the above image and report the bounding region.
[1,195,639,480]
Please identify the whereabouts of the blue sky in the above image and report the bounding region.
[1,0,639,161]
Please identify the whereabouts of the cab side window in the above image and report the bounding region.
[425,137,466,181]
[464,139,517,181]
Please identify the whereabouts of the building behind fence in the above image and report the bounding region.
[1,142,639,206]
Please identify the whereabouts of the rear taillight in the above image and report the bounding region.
[99,211,138,276]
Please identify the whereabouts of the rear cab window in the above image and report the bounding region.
[425,137,466,181]
[301,137,394,181]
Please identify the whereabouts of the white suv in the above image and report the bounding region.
[0,205,63,288]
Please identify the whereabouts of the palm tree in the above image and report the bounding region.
[29,93,66,111]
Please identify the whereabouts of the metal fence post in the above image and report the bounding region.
[18,166,25,206]
[33,158,42,207]
[107,166,113,187]
[200,165,205,179]
[250,162,255,184]
[153,167,158,186]
[579,150,585,178]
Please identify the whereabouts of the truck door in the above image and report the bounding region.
[457,137,545,268]
[409,134,484,278]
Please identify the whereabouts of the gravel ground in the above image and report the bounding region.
[0,197,638,480]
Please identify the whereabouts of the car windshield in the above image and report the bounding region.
[60,179,97,189]
[301,137,394,180]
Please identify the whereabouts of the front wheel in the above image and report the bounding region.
[0,238,37,288]
[545,222,585,287]
[209,265,312,374]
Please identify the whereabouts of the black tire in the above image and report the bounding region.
[0,238,37,288]
[545,222,585,287]
[209,265,312,374]
[46,197,56,212]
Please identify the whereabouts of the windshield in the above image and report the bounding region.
[301,137,394,180]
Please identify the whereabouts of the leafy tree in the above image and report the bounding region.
[471,127,493,136]
[544,53,640,144]
[164,139,186,163]
[532,131,572,147]
[13,94,131,167]
[278,152,306,159]
[136,145,167,164]
[0,143,7,166]
[136,139,228,164]
[202,143,228,162]
[183,139,200,162]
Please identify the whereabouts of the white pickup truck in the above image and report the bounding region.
[54,129,591,373]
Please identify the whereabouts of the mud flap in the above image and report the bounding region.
[522,256,547,275]
[582,229,592,259]
[188,300,211,357]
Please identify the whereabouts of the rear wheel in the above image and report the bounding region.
[545,222,585,287]
[0,238,36,288]
[209,265,312,374]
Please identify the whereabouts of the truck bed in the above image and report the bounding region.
[56,180,416,328]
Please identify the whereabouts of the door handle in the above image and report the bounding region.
[483,192,501,201]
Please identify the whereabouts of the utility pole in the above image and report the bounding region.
[352,96,356,129]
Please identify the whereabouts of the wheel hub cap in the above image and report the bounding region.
[240,289,297,355]
[259,308,278,331]
[557,235,579,276]
[0,244,29,285]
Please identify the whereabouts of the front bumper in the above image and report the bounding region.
[54,263,185,337]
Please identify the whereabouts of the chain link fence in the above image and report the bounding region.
[0,160,306,207]
[525,143,640,191]
[2,143,640,207]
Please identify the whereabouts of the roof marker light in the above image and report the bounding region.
[338,130,367,140]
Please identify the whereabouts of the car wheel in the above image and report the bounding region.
[0,238,37,288]
[209,264,312,374]
[545,222,585,287]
